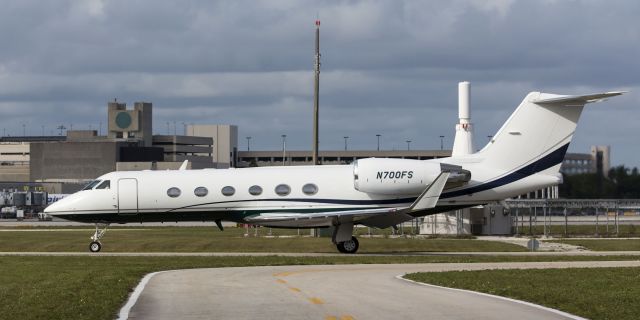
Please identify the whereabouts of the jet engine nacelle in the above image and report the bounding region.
[353,158,444,195]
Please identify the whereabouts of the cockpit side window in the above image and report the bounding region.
[95,180,110,190]
[81,180,101,191]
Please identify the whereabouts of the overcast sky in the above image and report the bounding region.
[0,0,638,167]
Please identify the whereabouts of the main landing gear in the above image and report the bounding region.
[332,222,359,254]
[89,223,109,252]
[336,236,359,254]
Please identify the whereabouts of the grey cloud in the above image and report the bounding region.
[0,0,638,166]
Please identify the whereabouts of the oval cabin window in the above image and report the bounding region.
[302,183,318,195]
[248,185,263,196]
[275,184,291,196]
[167,187,181,198]
[221,186,235,196]
[194,187,208,197]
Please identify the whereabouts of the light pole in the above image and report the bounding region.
[343,136,349,151]
[376,134,381,151]
[406,140,411,151]
[246,136,251,151]
[182,122,187,135]
[281,134,287,166]
[439,135,445,150]
[22,123,25,136]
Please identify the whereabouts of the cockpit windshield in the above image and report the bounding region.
[95,180,110,189]
[81,180,101,191]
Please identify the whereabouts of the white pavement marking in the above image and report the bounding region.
[118,271,169,320]
[122,261,640,320]
[398,276,587,320]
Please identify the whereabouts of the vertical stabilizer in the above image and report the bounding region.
[475,91,624,175]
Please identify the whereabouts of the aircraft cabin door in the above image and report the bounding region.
[117,178,138,214]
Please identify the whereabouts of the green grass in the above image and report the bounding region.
[0,226,524,253]
[405,267,640,320]
[0,226,637,318]
[547,239,640,251]
[514,223,640,237]
[1,255,640,320]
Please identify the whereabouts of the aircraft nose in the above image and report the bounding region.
[44,201,60,214]
[44,196,72,215]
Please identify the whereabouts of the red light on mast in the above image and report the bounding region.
[315,20,320,26]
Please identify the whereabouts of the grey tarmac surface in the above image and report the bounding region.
[125,260,640,320]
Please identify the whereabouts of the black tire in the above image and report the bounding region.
[336,236,359,254]
[89,241,101,253]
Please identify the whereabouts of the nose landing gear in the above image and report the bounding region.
[89,241,102,252]
[89,223,109,252]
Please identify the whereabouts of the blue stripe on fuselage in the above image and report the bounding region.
[440,143,569,199]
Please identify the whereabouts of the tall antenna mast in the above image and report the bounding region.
[312,19,321,165]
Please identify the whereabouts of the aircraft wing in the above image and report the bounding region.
[244,207,401,228]
[359,172,450,228]
[244,172,451,229]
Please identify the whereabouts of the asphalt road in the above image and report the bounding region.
[124,260,640,320]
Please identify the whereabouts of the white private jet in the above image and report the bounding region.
[45,91,624,253]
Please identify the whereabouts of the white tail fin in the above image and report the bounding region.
[474,91,624,174]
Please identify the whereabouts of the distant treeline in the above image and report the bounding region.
[560,165,640,199]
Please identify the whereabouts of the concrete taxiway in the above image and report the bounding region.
[123,260,640,320]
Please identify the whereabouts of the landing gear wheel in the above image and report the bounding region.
[336,236,359,254]
[89,241,102,252]
[88,223,109,253]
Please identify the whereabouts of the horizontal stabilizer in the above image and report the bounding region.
[533,91,625,105]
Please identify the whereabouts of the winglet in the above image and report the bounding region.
[408,172,450,211]
[178,160,189,170]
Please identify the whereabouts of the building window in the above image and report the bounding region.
[194,187,208,197]
[275,184,291,196]
[221,186,235,196]
[167,187,181,198]
[302,183,318,195]
[248,185,263,196]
